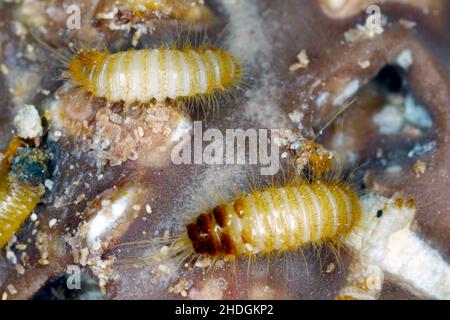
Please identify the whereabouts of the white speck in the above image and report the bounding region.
[170,117,192,143]
[44,179,54,191]
[404,95,432,128]
[396,49,413,70]
[30,213,37,221]
[333,80,360,107]
[373,105,404,135]
[49,218,57,228]
[385,165,402,174]
[316,92,329,108]
[146,204,152,214]
[288,109,303,124]
[408,141,436,158]
[358,60,371,69]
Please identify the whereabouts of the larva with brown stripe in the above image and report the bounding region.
[66,46,243,106]
[124,179,361,267]
[0,138,50,249]
[186,181,361,258]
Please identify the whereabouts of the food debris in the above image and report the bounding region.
[289,50,310,71]
[7,284,17,295]
[396,49,413,70]
[358,60,370,69]
[188,278,225,300]
[169,277,192,298]
[13,105,43,139]
[48,218,57,228]
[344,16,384,43]
[413,160,427,177]
[36,231,50,265]
[0,64,9,75]
[326,262,336,273]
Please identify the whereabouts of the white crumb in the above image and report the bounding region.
[395,49,413,70]
[13,104,43,139]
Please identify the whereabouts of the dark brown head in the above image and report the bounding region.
[186,206,237,256]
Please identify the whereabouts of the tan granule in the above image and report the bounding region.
[6,248,17,264]
[72,248,80,264]
[7,284,17,295]
[15,243,27,251]
[89,256,117,294]
[169,277,191,297]
[326,262,336,273]
[36,231,50,265]
[358,60,370,69]
[79,248,89,266]
[75,193,86,204]
[1,63,9,75]
[15,263,25,275]
[289,50,309,71]
[413,160,427,177]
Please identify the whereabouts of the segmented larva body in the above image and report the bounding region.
[186,181,361,257]
[0,141,49,249]
[0,175,44,248]
[67,48,242,104]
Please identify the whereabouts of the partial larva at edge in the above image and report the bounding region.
[67,48,242,104]
[0,176,44,249]
[0,141,49,249]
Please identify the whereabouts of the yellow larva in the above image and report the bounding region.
[67,47,242,105]
[156,180,361,261]
[0,175,45,249]
[0,140,49,249]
